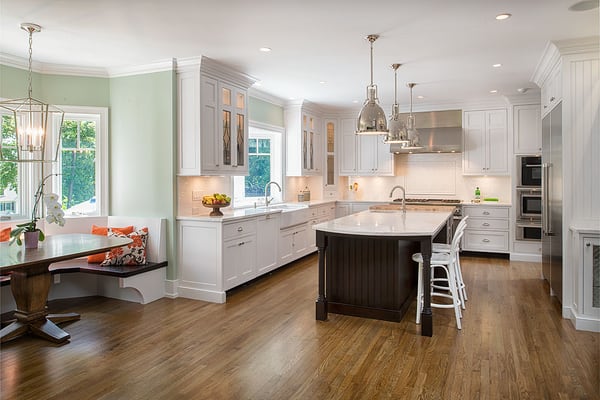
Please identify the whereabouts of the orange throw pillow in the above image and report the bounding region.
[87,224,135,263]
[0,227,10,242]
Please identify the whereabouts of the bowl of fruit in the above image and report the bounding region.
[202,193,231,216]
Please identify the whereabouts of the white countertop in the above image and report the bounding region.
[176,199,336,222]
[313,209,452,237]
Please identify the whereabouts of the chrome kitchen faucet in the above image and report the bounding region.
[389,185,406,213]
[264,181,282,207]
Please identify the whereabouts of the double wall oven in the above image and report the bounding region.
[516,155,542,241]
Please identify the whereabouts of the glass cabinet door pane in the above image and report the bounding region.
[222,88,231,106]
[223,110,231,165]
[237,114,244,167]
[236,93,245,109]
[310,131,314,170]
[302,130,307,169]
[327,155,335,185]
[327,122,335,153]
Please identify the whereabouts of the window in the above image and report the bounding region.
[0,106,107,220]
[233,124,283,207]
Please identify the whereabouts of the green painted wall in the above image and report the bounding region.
[0,65,109,106]
[248,97,284,127]
[109,71,177,279]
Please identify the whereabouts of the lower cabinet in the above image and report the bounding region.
[256,213,280,275]
[462,205,510,253]
[223,233,257,291]
[279,223,309,265]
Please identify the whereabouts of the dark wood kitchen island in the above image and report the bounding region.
[313,208,453,337]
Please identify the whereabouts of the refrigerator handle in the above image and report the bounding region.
[542,163,552,235]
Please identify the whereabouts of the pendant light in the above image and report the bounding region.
[0,23,64,163]
[356,34,388,135]
[384,64,410,144]
[401,83,424,150]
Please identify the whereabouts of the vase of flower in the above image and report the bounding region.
[24,231,40,249]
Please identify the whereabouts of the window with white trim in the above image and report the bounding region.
[233,124,283,207]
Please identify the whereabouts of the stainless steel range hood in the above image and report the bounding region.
[390,109,462,153]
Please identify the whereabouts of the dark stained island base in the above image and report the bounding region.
[313,207,454,337]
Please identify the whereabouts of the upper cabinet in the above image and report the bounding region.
[540,63,562,117]
[462,109,509,175]
[285,100,322,176]
[177,57,256,176]
[513,104,542,155]
[339,117,393,176]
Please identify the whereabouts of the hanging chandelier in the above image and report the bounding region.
[356,34,388,135]
[384,64,410,144]
[400,82,424,150]
[0,23,64,163]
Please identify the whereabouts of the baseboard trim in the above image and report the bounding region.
[510,252,542,262]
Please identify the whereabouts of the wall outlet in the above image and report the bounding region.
[192,207,201,216]
[54,274,61,284]
[192,191,202,201]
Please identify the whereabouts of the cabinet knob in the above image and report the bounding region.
[238,241,245,246]
[586,242,591,247]
[483,223,490,226]
[550,96,555,102]
[483,211,490,215]
[237,227,243,232]
[482,239,490,243]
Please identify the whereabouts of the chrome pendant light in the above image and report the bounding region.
[400,83,424,150]
[0,23,64,163]
[384,64,409,144]
[356,34,388,135]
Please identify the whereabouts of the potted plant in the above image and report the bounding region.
[10,174,65,247]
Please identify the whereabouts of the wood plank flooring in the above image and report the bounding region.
[1,255,598,399]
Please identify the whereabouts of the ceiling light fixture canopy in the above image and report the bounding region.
[0,23,64,163]
[384,64,409,145]
[356,34,388,135]
[400,83,424,150]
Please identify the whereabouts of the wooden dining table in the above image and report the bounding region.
[0,233,131,344]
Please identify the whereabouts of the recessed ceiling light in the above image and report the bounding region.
[417,95,424,99]
[319,81,326,84]
[493,63,502,68]
[569,0,599,11]
[490,89,498,94]
[288,97,295,100]
[352,100,359,103]
[254,81,262,87]
[259,47,272,52]
[517,87,529,94]
[495,13,512,20]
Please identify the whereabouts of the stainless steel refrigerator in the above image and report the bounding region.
[542,102,562,303]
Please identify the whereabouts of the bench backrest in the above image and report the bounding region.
[108,216,167,263]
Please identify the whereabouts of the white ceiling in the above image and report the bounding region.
[0,0,598,111]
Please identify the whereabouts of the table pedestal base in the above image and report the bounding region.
[0,265,80,344]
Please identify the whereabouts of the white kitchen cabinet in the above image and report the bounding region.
[513,104,542,154]
[256,212,280,275]
[285,100,322,176]
[279,223,309,265]
[541,63,562,117]
[177,56,255,176]
[462,109,509,175]
[462,205,510,253]
[339,117,393,176]
[323,119,338,191]
[336,203,351,218]
[582,235,600,319]
[223,233,257,290]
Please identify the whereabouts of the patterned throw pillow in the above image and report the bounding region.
[87,225,135,263]
[101,227,148,266]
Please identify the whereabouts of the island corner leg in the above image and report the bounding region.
[315,230,328,321]
[420,238,433,337]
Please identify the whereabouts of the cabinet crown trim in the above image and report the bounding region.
[200,56,257,89]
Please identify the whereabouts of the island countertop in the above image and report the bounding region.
[312,209,453,237]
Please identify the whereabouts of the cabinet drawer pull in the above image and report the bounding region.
[237,227,243,232]
[550,96,555,102]
[482,239,490,243]
[483,211,490,215]
[586,242,591,247]
[238,241,245,246]
[482,223,490,226]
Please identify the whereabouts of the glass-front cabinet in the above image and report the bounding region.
[218,83,247,174]
[176,56,255,176]
[324,119,337,189]
[285,100,322,176]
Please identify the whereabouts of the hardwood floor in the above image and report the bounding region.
[1,255,598,399]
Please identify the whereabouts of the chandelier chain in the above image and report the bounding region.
[27,27,33,98]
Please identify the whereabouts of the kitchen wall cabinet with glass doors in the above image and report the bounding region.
[284,100,322,176]
[177,56,256,176]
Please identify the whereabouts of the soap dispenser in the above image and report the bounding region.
[475,186,481,202]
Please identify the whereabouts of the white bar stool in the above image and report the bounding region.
[413,229,465,330]
[432,216,468,308]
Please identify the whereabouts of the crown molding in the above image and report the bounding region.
[0,52,108,77]
[199,56,257,89]
[107,58,175,77]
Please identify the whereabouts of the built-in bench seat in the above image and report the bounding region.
[1,216,168,313]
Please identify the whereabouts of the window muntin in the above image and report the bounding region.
[233,124,282,207]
